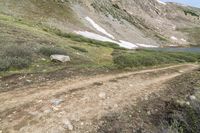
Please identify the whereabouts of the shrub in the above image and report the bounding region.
[4,45,32,58]
[0,58,10,71]
[8,57,31,69]
[39,46,67,56]
[0,45,33,71]
[113,50,200,68]
[71,46,88,53]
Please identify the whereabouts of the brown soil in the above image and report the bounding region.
[0,64,199,133]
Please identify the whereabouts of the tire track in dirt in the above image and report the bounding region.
[0,64,199,132]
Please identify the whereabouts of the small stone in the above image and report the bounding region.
[186,102,190,105]
[63,119,73,131]
[81,122,84,126]
[129,84,133,87]
[0,130,2,133]
[52,106,59,111]
[44,109,52,114]
[114,104,118,108]
[99,92,106,99]
[147,111,151,115]
[41,58,46,61]
[50,99,64,106]
[144,95,148,101]
[26,80,32,83]
[178,70,184,73]
[189,95,196,101]
[13,111,17,114]
[94,82,103,86]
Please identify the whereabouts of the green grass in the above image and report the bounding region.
[39,46,68,56]
[113,49,200,68]
[54,30,125,50]
[70,46,88,53]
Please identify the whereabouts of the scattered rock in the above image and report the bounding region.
[147,111,151,115]
[63,119,73,131]
[189,95,196,100]
[50,99,64,106]
[52,106,59,111]
[144,95,148,101]
[0,130,2,133]
[50,55,70,63]
[94,82,104,86]
[99,92,106,99]
[186,102,190,106]
[43,109,52,114]
[129,84,133,87]
[178,70,184,73]
[114,104,118,108]
[26,80,32,83]
[41,58,46,61]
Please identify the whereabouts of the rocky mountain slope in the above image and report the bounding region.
[0,0,200,48]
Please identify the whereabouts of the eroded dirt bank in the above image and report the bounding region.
[0,64,199,133]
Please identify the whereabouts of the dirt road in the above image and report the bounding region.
[0,64,199,133]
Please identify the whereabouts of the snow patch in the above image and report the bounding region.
[75,31,137,49]
[136,43,159,48]
[170,36,178,41]
[75,31,116,43]
[118,40,138,49]
[85,17,115,39]
[156,0,166,5]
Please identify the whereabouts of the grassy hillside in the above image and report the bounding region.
[0,0,81,29]
[0,4,200,78]
[0,13,116,76]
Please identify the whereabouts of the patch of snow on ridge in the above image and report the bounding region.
[156,0,166,5]
[75,31,116,43]
[136,43,159,48]
[119,40,138,49]
[75,31,137,49]
[85,17,115,39]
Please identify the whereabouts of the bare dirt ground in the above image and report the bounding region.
[0,64,199,133]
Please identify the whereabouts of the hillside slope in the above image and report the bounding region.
[0,0,200,47]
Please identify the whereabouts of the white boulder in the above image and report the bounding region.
[50,55,70,63]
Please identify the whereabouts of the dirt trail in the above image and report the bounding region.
[0,64,199,133]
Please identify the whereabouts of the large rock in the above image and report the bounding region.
[50,55,71,63]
